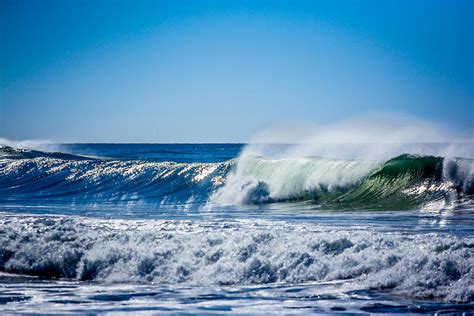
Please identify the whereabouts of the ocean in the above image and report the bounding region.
[0,143,473,314]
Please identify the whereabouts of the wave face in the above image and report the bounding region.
[213,154,473,209]
[0,215,472,302]
[0,146,232,205]
[0,145,472,209]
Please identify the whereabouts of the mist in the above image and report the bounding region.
[240,116,474,161]
[0,137,61,153]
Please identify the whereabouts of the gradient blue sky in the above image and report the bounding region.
[1,0,473,142]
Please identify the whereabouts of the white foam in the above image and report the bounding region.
[0,214,471,302]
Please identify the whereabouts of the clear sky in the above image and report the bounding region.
[1,0,473,143]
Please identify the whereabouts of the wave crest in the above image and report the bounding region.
[1,146,472,209]
[212,154,473,209]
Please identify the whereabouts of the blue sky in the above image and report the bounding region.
[0,0,472,142]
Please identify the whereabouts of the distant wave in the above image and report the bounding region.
[0,145,472,210]
[0,215,472,302]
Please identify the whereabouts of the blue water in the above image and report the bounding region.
[61,143,244,162]
[0,143,473,314]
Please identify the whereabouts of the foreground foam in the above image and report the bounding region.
[0,214,472,302]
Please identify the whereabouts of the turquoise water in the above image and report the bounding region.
[0,143,473,314]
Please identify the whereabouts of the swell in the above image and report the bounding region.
[0,146,472,209]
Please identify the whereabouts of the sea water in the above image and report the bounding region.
[0,143,473,314]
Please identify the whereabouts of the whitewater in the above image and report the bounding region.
[0,143,473,314]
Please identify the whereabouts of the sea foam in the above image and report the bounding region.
[0,214,472,302]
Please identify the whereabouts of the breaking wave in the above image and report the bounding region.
[0,145,472,209]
